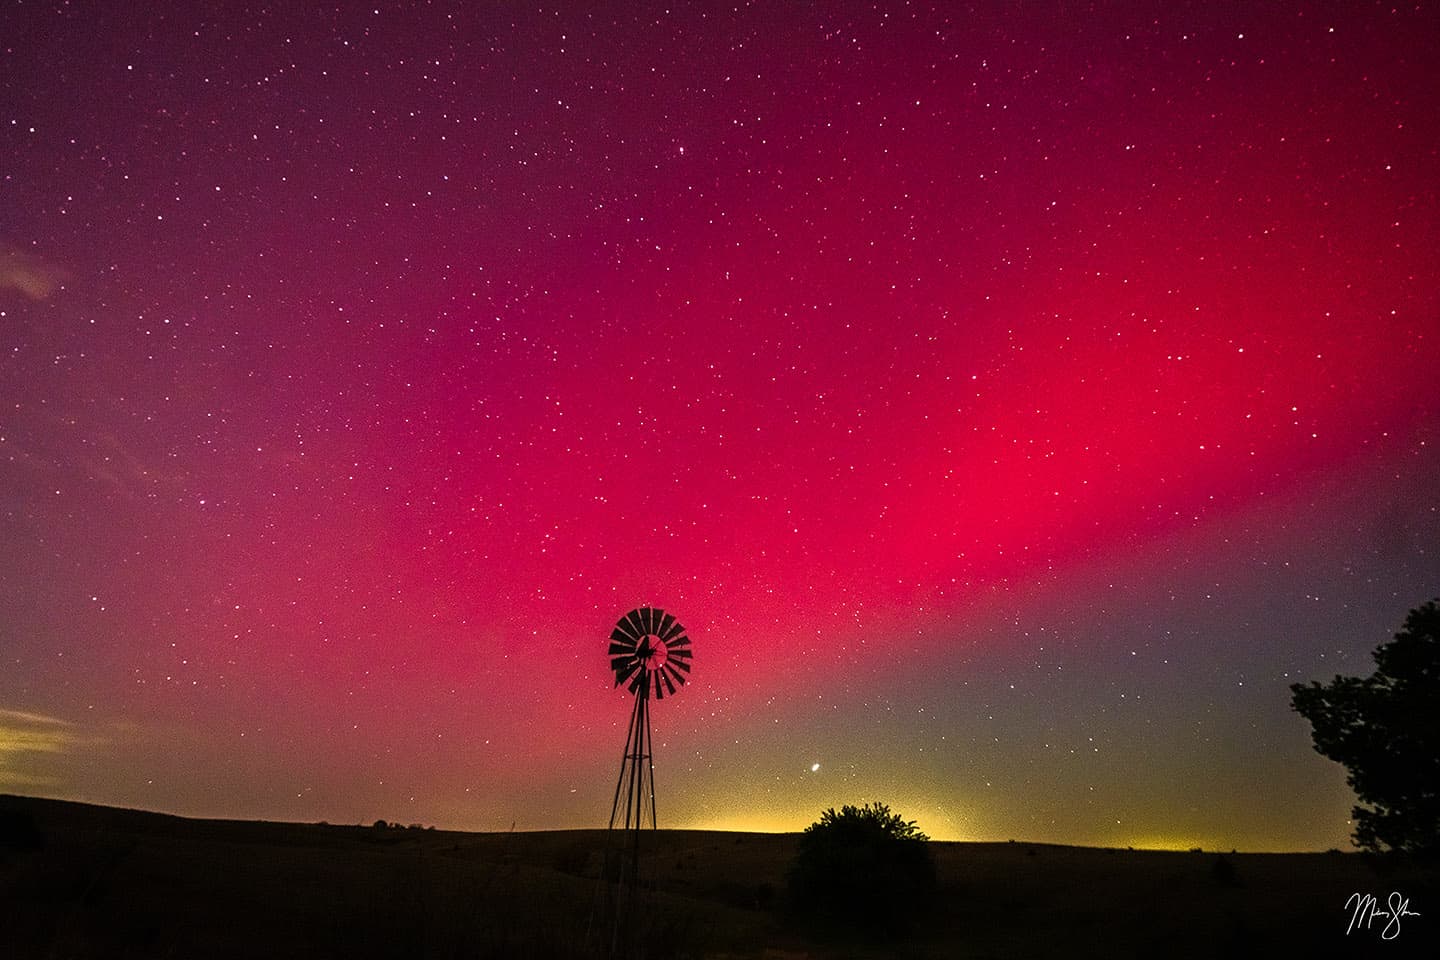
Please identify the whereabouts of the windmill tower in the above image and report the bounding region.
[601,607,692,954]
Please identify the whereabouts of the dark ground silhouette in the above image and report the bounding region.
[2,793,1438,958]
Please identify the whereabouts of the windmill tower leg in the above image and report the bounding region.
[608,686,644,830]
[605,684,656,956]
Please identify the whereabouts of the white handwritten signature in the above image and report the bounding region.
[1345,891,1421,940]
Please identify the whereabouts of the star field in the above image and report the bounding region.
[1,2,1437,850]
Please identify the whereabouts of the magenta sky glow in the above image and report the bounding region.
[2,2,1437,850]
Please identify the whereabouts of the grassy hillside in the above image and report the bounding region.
[1,793,1435,958]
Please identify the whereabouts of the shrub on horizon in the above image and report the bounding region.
[785,802,937,938]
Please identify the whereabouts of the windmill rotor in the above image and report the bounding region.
[607,607,691,700]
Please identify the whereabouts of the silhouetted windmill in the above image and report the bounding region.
[601,606,692,954]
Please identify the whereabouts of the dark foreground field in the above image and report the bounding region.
[1,794,1436,958]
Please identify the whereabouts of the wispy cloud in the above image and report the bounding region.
[0,246,67,300]
[0,708,85,789]
[0,708,74,727]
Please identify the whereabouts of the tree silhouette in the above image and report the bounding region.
[785,802,937,936]
[1290,600,1440,855]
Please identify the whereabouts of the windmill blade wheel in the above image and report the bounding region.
[608,607,692,699]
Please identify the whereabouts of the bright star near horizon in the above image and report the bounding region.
[810,763,820,773]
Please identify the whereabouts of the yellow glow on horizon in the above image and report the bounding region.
[676,792,988,842]
[680,812,806,834]
[1122,836,1209,852]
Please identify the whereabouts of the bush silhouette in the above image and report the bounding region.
[785,802,937,936]
[1290,599,1440,855]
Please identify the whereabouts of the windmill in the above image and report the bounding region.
[600,606,692,953]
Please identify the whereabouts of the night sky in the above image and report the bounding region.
[2,2,1436,852]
